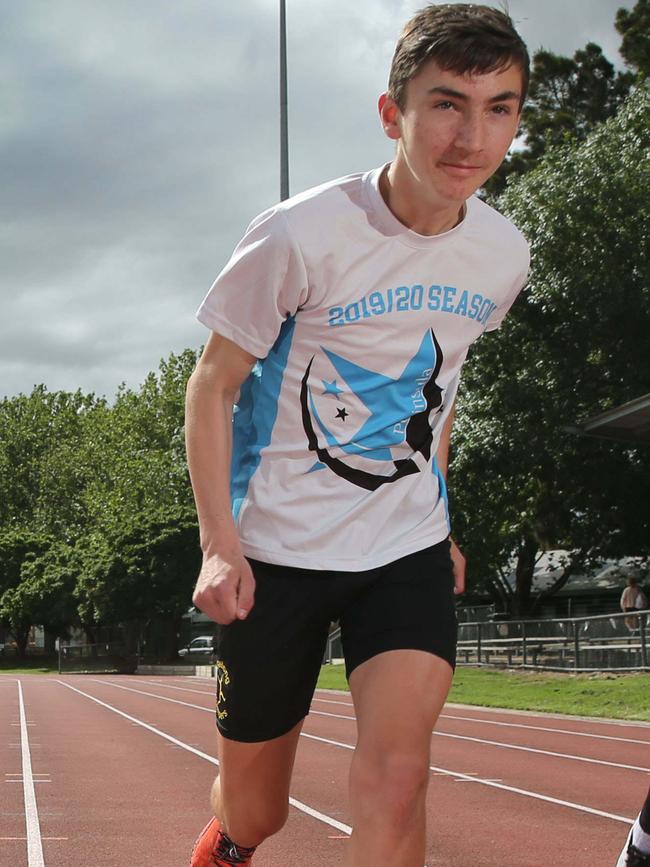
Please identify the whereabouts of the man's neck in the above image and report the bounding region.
[379,162,465,237]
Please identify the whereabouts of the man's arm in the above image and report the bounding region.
[436,402,466,595]
[185,331,257,625]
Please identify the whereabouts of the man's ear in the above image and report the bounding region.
[378,93,401,141]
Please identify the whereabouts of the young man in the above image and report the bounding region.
[186,5,530,865]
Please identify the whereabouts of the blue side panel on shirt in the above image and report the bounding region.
[432,456,451,533]
[231,316,296,518]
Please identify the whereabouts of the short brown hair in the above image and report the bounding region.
[388,4,530,111]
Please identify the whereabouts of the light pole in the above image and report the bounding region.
[280,0,289,201]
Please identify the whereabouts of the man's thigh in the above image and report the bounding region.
[216,719,304,834]
[349,649,453,752]
[214,558,333,743]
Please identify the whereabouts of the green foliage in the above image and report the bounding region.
[523,43,633,152]
[0,387,100,536]
[486,43,634,197]
[616,0,650,78]
[0,349,201,653]
[76,505,200,628]
[0,541,78,656]
[452,85,650,614]
[316,666,650,722]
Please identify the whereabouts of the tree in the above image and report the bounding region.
[72,349,200,652]
[0,386,101,537]
[0,349,200,653]
[452,85,650,616]
[0,541,79,657]
[75,505,200,656]
[485,42,634,197]
[616,0,650,79]
[0,387,104,651]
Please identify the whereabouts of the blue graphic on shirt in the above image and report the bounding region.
[322,379,344,397]
[300,329,445,491]
[231,316,296,518]
[308,330,437,464]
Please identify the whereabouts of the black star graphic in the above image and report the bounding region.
[336,407,349,421]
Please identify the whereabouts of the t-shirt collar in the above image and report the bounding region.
[362,163,473,249]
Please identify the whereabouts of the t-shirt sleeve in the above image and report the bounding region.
[196,207,308,358]
[483,248,531,333]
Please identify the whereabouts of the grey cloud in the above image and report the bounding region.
[0,0,632,399]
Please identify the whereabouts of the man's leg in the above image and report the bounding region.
[192,558,336,863]
[210,720,303,848]
[345,649,453,867]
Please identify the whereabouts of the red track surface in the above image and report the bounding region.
[1,673,648,866]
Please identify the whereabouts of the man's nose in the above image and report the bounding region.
[454,114,484,152]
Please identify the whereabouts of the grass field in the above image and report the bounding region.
[0,665,56,674]
[5,659,650,722]
[317,664,650,722]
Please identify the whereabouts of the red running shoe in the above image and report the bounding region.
[190,817,255,866]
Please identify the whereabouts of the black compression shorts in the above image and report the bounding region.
[213,539,457,743]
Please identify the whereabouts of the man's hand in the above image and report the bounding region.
[449,537,466,595]
[192,548,256,625]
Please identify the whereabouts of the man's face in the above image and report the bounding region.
[380,60,523,208]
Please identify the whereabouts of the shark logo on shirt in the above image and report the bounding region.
[300,330,444,490]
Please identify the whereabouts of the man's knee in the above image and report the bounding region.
[350,748,430,819]
[211,772,290,844]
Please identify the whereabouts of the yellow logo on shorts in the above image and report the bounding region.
[215,660,230,721]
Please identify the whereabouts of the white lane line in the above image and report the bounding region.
[433,730,650,773]
[312,697,650,746]
[440,713,650,746]
[444,702,650,730]
[131,679,214,696]
[57,681,352,837]
[102,681,650,774]
[89,679,638,823]
[0,837,67,842]
[91,679,210,711]
[300,732,634,826]
[313,689,650,734]
[18,682,45,867]
[307,709,649,774]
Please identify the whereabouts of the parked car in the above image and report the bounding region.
[178,635,214,659]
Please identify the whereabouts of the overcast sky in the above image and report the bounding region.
[1,0,631,400]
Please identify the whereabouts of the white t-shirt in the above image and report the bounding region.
[197,165,529,570]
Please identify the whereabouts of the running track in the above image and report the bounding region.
[1,674,649,866]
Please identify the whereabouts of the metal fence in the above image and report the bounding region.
[457,609,649,671]
[324,626,342,664]
[318,610,649,671]
[58,642,138,674]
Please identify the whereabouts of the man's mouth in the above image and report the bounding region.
[439,161,482,173]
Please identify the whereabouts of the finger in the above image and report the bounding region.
[193,585,236,626]
[214,585,239,624]
[453,550,466,594]
[236,562,256,619]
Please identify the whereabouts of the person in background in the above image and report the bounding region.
[620,576,648,632]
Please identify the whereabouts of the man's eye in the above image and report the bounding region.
[435,101,454,110]
[492,105,511,115]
